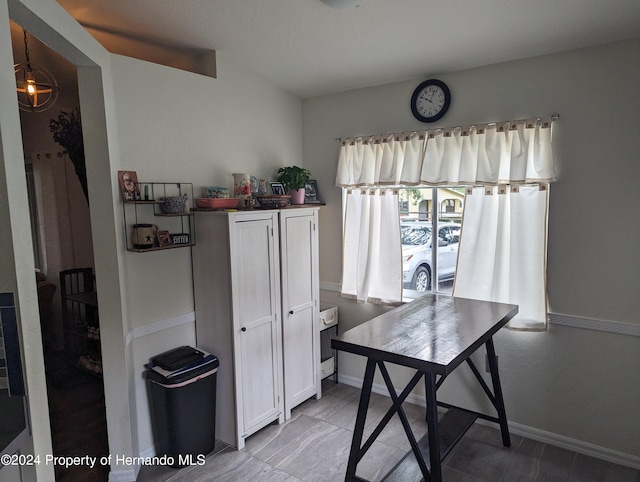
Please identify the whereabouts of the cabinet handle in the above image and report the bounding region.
[241,327,247,332]
[289,310,294,315]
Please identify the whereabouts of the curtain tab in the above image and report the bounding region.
[485,187,493,195]
[539,183,548,191]
[498,184,508,195]
[526,118,541,129]
[465,187,474,195]
[511,185,520,193]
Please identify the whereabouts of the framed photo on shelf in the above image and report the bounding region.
[304,180,323,204]
[157,230,172,247]
[270,182,286,195]
[118,170,141,201]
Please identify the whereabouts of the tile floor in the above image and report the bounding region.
[137,381,639,482]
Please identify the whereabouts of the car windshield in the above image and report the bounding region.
[401,225,431,246]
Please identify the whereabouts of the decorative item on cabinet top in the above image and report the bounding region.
[118,175,195,252]
[276,166,311,205]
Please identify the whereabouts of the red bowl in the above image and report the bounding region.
[195,198,239,209]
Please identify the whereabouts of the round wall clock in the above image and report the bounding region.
[410,79,451,123]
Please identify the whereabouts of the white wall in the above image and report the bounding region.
[304,39,640,462]
[108,52,302,457]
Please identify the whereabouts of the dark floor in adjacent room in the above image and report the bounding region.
[137,380,640,482]
[45,350,109,481]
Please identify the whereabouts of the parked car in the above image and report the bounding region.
[402,221,460,291]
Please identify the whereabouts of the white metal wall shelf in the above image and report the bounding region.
[122,182,195,252]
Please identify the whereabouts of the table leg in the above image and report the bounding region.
[345,358,376,481]
[425,371,442,482]
[486,337,510,447]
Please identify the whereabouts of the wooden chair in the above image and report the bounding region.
[36,274,57,350]
[59,268,95,355]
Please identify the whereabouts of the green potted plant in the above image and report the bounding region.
[276,166,311,204]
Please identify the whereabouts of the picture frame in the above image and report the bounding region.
[270,182,286,196]
[304,180,323,204]
[157,230,172,247]
[118,170,141,201]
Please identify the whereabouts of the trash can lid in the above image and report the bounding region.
[152,345,206,371]
[145,346,219,383]
[145,356,218,385]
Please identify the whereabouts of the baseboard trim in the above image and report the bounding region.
[108,467,139,482]
[139,445,156,459]
[497,419,640,470]
[336,373,640,470]
[548,312,640,337]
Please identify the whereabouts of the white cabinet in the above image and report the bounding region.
[279,208,320,419]
[193,207,320,447]
[193,211,284,449]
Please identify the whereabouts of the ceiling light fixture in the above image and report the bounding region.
[321,0,367,9]
[15,29,58,112]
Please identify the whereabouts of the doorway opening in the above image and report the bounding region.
[10,20,109,481]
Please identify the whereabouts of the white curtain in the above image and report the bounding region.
[336,119,556,187]
[453,185,549,331]
[336,117,556,325]
[341,188,402,304]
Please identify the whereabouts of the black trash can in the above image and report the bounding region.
[145,346,218,467]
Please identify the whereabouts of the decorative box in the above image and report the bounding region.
[170,233,190,245]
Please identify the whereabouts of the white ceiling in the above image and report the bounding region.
[57,0,640,98]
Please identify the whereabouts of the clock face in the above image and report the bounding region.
[411,79,451,123]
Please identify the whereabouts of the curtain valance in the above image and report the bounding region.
[335,117,557,188]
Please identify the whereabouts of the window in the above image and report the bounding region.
[400,187,463,295]
[336,117,555,318]
[25,164,42,271]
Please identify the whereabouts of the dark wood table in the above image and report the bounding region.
[331,294,518,482]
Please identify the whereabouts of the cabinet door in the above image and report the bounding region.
[280,209,319,418]
[229,214,283,441]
